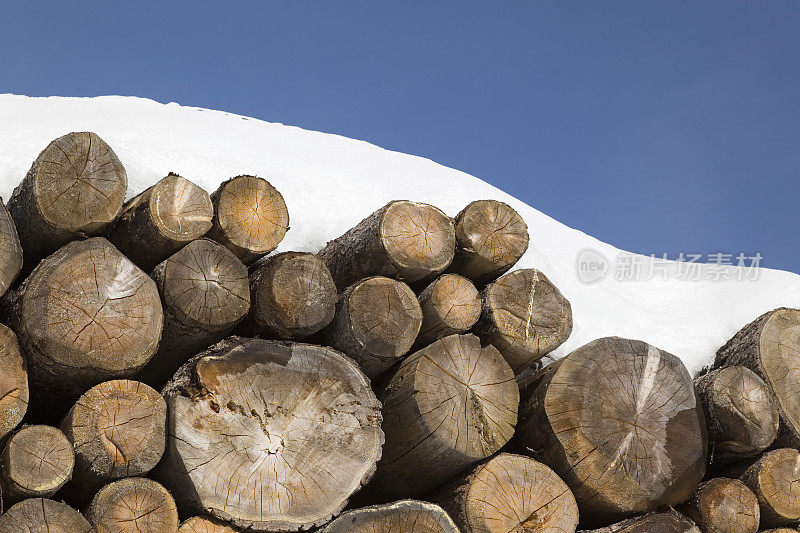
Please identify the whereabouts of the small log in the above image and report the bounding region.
[475,268,572,373]
[0,498,92,532]
[87,477,179,533]
[6,132,127,271]
[737,448,800,527]
[154,337,383,531]
[695,366,778,464]
[108,173,213,271]
[323,276,422,379]
[4,237,163,410]
[0,324,27,440]
[321,500,460,533]
[449,199,529,285]
[246,252,337,340]
[368,334,518,499]
[0,425,74,503]
[678,477,760,533]
[435,452,579,533]
[138,238,249,386]
[0,201,22,298]
[206,175,289,264]
[514,337,707,523]
[760,530,800,533]
[578,510,700,533]
[61,379,167,503]
[179,516,239,533]
[714,308,800,447]
[415,274,481,348]
[318,200,455,291]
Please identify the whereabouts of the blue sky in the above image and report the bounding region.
[1,2,798,272]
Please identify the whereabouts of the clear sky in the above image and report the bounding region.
[1,2,798,272]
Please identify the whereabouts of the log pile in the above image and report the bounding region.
[1,131,800,532]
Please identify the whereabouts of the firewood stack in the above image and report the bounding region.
[0,131,799,533]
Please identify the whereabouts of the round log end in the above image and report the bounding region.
[0,498,92,532]
[88,477,179,533]
[681,477,759,533]
[150,173,213,241]
[417,274,481,346]
[0,324,27,439]
[179,516,239,533]
[1,425,74,500]
[743,448,800,527]
[0,202,22,298]
[322,500,459,533]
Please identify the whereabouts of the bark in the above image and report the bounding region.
[60,379,167,504]
[0,425,74,503]
[734,448,800,528]
[179,516,240,533]
[366,334,518,500]
[153,336,383,532]
[0,201,22,298]
[434,452,579,533]
[206,175,289,264]
[0,324,27,440]
[415,273,481,348]
[323,276,422,379]
[321,500,460,533]
[695,366,778,464]
[678,477,760,533]
[138,238,249,387]
[318,200,455,291]
[514,337,707,525]
[108,173,213,272]
[6,132,127,273]
[246,252,337,340]
[0,498,92,532]
[448,199,529,285]
[475,268,572,373]
[87,477,179,533]
[4,237,163,412]
[713,308,800,447]
[578,510,700,533]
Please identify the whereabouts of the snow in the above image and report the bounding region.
[1,94,798,374]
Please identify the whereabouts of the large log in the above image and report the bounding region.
[61,379,167,503]
[0,324,27,440]
[0,201,22,298]
[206,175,289,264]
[368,334,518,499]
[6,132,127,271]
[736,448,800,527]
[713,308,800,447]
[435,452,579,533]
[695,366,778,464]
[475,268,572,373]
[179,516,239,533]
[578,510,700,533]
[246,252,337,340]
[514,337,707,524]
[449,199,529,285]
[318,200,455,291]
[87,477,179,533]
[678,477,760,533]
[0,498,92,532]
[0,425,74,503]
[138,238,249,386]
[415,273,481,348]
[321,500,460,533]
[323,276,422,379]
[108,173,213,271]
[154,337,383,531]
[4,237,163,410]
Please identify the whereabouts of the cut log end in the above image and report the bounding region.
[740,448,800,527]
[179,516,239,533]
[1,425,74,501]
[0,202,22,298]
[679,477,760,533]
[88,477,179,533]
[0,324,27,439]
[0,498,92,532]
[322,500,460,533]
[579,510,700,533]
[416,274,481,347]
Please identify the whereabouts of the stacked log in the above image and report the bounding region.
[0,202,22,298]
[578,510,701,532]
[678,477,760,533]
[0,425,74,503]
[415,273,481,347]
[179,516,239,533]
[322,500,459,533]
[733,448,800,528]
[0,498,92,532]
[87,477,179,533]
[0,324,27,440]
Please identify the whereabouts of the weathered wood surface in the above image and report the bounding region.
[0,497,92,532]
[207,175,289,264]
[179,516,240,533]
[246,252,337,340]
[139,238,249,386]
[435,452,579,533]
[0,201,22,298]
[475,268,572,373]
[324,276,422,379]
[578,510,700,533]
[736,448,800,527]
[5,237,163,410]
[0,425,74,503]
[678,477,760,533]
[7,132,127,271]
[154,337,383,532]
[321,500,460,533]
[0,324,27,440]
[449,199,529,285]
[695,366,778,464]
[714,308,800,447]
[514,337,707,523]
[109,172,213,271]
[368,334,518,500]
[318,200,455,291]
[87,477,179,533]
[61,379,166,503]
[415,273,481,348]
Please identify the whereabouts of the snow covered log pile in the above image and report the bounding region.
[0,131,799,533]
